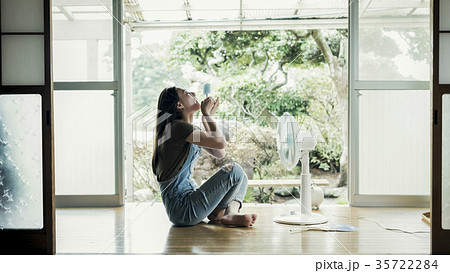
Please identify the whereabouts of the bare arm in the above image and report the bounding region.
[185,96,226,158]
[185,115,227,151]
[201,115,226,159]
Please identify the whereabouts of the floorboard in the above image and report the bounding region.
[56,203,430,254]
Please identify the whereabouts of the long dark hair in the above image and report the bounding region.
[152,87,183,176]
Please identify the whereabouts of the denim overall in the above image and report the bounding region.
[158,144,248,226]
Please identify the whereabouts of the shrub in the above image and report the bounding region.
[133,142,159,199]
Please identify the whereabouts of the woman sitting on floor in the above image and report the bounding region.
[151,86,257,227]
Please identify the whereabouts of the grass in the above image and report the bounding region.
[336,195,349,205]
[243,187,256,203]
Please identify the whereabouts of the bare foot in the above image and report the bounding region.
[220,213,257,227]
[208,207,226,221]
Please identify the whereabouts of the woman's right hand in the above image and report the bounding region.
[201,97,219,116]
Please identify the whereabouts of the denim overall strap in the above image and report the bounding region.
[158,143,200,201]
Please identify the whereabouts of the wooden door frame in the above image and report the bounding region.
[432,0,450,254]
[0,0,55,254]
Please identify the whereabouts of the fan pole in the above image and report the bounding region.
[273,149,328,225]
[300,150,312,214]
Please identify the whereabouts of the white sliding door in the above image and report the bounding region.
[52,0,124,207]
[349,0,431,206]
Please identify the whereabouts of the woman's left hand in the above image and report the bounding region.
[203,97,220,116]
[210,97,219,115]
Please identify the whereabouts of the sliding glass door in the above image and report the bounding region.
[431,0,450,255]
[349,0,431,206]
[0,0,55,254]
[52,0,124,206]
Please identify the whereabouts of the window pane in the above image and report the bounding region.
[1,0,44,32]
[54,90,115,195]
[1,35,45,85]
[53,40,88,81]
[52,0,113,81]
[442,94,450,229]
[440,0,450,31]
[359,0,430,81]
[439,34,450,84]
[358,90,430,195]
[0,95,43,230]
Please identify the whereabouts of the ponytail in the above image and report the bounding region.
[151,87,183,176]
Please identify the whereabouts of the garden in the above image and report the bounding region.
[131,24,430,205]
[130,29,352,205]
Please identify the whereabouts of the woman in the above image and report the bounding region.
[152,86,257,227]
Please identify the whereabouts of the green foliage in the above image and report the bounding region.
[310,129,343,172]
[336,195,349,205]
[214,75,310,127]
[401,28,430,63]
[215,77,269,121]
[294,66,343,172]
[267,86,310,117]
[131,23,430,201]
[168,30,349,125]
[133,144,159,197]
[358,28,430,80]
[191,68,343,181]
[169,30,309,73]
[134,28,347,197]
[360,28,401,58]
[254,187,274,203]
[225,124,288,179]
[132,34,188,111]
[243,187,256,203]
[135,30,348,196]
[169,31,222,72]
[302,30,344,65]
[192,122,300,183]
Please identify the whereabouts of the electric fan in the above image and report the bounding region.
[273,112,328,225]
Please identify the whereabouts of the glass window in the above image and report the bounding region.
[0,94,43,230]
[440,0,450,31]
[54,90,115,195]
[52,0,113,81]
[1,0,44,32]
[442,94,450,229]
[1,35,45,85]
[439,34,450,84]
[53,40,88,81]
[358,90,430,195]
[359,0,430,81]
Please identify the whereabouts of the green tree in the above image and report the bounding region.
[132,35,188,111]
[161,27,429,187]
[169,30,348,181]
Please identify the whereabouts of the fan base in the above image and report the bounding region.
[274,212,328,225]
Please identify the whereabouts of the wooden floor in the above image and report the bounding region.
[56,203,430,254]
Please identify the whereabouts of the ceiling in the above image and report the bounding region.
[51,0,430,31]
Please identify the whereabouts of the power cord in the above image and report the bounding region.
[350,215,430,234]
[288,214,430,234]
